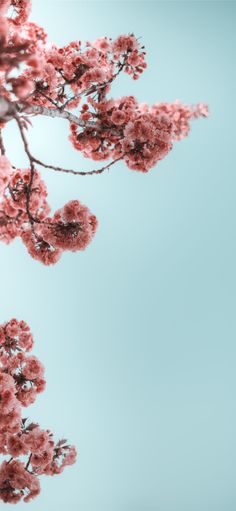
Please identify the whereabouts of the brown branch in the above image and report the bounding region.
[0,98,125,237]
[36,89,59,108]
[0,96,119,139]
[32,155,124,176]
[14,115,38,229]
[16,101,92,128]
[12,112,125,243]
[15,113,123,178]
[15,105,124,177]
[0,95,85,127]
[18,102,120,136]
[25,453,32,471]
[0,129,6,155]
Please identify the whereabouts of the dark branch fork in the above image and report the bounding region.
[0,36,148,248]
[14,114,38,230]
[13,116,123,234]
[0,48,132,235]
[0,96,126,235]
[60,52,129,110]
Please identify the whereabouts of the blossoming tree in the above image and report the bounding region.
[0,0,208,266]
[0,0,208,503]
[0,318,76,503]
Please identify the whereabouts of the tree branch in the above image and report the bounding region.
[0,96,120,138]
[25,453,32,471]
[61,53,129,109]
[33,155,124,176]
[17,102,94,128]
[0,129,6,155]
[14,115,38,229]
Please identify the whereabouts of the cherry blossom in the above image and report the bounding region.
[0,0,208,264]
[0,0,209,503]
[36,200,98,253]
[0,460,40,503]
[0,318,77,503]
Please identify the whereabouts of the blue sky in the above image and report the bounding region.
[1,1,236,510]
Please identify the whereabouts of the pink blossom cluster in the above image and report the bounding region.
[0,155,12,193]
[36,199,98,253]
[0,318,45,413]
[0,1,146,108]
[0,163,98,264]
[0,1,45,111]
[149,100,209,140]
[0,318,77,503]
[0,0,209,504]
[70,96,208,171]
[0,0,208,265]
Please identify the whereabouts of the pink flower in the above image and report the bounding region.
[8,168,50,218]
[35,377,46,393]
[0,2,11,17]
[92,37,112,53]
[0,16,8,45]
[42,442,77,475]
[0,372,15,393]
[0,210,21,244]
[0,460,40,503]
[16,386,37,407]
[0,378,21,434]
[111,109,127,126]
[118,112,173,172]
[12,78,35,99]
[31,448,53,469]
[0,155,12,193]
[195,102,209,117]
[150,100,208,141]
[36,200,98,253]
[7,434,29,457]
[0,388,16,414]
[24,426,50,453]
[61,445,77,467]
[22,356,44,381]
[18,332,34,351]
[21,229,62,265]
[112,34,138,55]
[0,432,8,454]
[5,318,20,338]
[11,0,32,25]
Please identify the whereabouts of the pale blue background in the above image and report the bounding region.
[1,1,236,510]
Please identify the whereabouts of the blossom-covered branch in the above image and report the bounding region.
[0,318,76,504]
[0,0,208,265]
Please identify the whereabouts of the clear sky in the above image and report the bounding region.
[1,1,236,510]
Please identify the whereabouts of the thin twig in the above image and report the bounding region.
[14,115,37,229]
[0,129,6,155]
[33,155,124,176]
[61,54,129,110]
[25,453,32,471]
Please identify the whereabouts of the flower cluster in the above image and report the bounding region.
[36,200,98,253]
[0,1,46,114]
[0,1,146,108]
[0,0,209,504]
[0,161,98,264]
[0,318,77,503]
[0,0,208,265]
[70,96,208,172]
